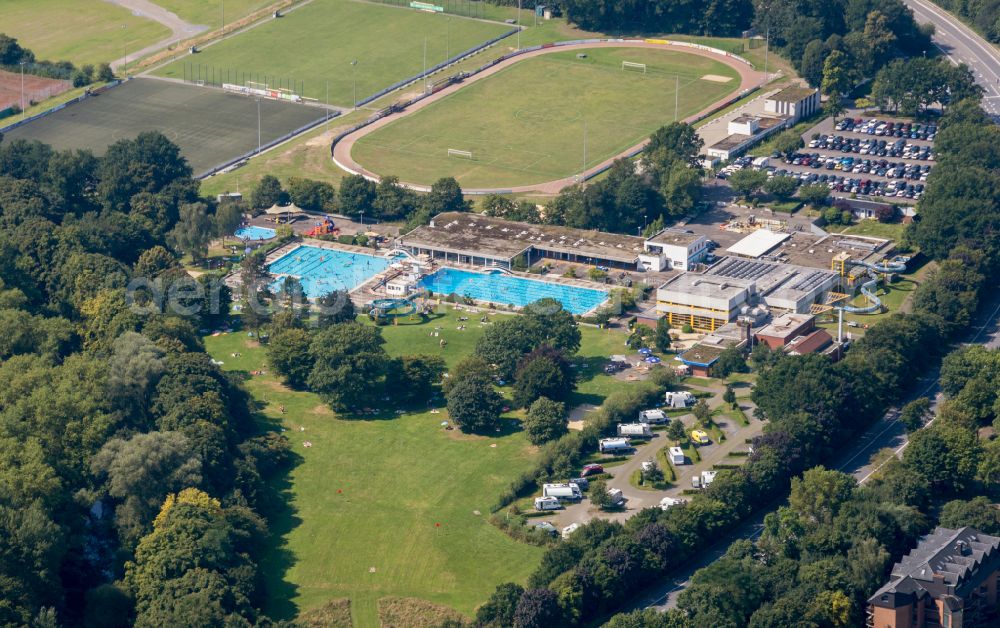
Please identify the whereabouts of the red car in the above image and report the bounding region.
[581,464,604,477]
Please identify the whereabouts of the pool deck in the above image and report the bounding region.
[253,238,620,316]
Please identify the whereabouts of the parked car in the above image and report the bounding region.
[690,430,711,445]
[581,463,604,477]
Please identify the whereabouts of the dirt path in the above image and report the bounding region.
[333,41,765,195]
[104,0,208,70]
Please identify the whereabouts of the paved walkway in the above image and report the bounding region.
[333,41,765,195]
[105,0,208,70]
[551,379,763,528]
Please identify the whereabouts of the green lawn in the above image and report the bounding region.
[205,309,627,626]
[153,0,511,105]
[154,0,274,28]
[2,0,170,66]
[837,220,908,241]
[351,47,740,188]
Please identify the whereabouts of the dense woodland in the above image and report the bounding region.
[0,131,290,626]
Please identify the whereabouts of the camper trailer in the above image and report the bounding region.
[534,496,562,511]
[691,470,718,489]
[638,409,667,424]
[618,423,653,438]
[607,488,625,507]
[599,438,632,454]
[542,483,582,501]
[669,446,686,465]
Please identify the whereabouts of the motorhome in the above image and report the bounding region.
[534,496,562,510]
[638,409,667,424]
[618,423,653,438]
[542,483,582,501]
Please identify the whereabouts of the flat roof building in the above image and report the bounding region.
[726,229,791,258]
[639,229,710,272]
[706,116,787,161]
[656,272,755,332]
[399,212,645,270]
[764,85,820,123]
[755,312,816,349]
[705,257,839,314]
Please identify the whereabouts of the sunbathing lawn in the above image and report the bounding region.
[205,307,625,626]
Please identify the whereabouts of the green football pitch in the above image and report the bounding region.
[153,0,513,107]
[350,47,742,188]
[1,0,170,67]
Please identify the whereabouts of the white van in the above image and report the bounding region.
[534,496,562,511]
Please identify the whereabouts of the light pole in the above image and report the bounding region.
[422,38,428,93]
[256,97,261,154]
[19,61,25,119]
[446,17,451,59]
[351,59,358,110]
[122,24,127,77]
[360,210,364,227]
[516,0,521,50]
[221,0,225,34]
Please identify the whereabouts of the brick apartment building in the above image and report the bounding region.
[868,527,1000,627]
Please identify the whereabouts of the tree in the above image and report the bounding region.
[90,431,202,545]
[307,323,389,410]
[97,63,114,82]
[97,131,192,211]
[800,39,827,87]
[821,50,853,121]
[167,202,213,262]
[523,397,567,445]
[713,346,748,378]
[728,168,768,199]
[446,367,504,433]
[250,175,285,210]
[940,496,1000,534]
[798,183,830,206]
[286,177,334,212]
[213,201,243,243]
[476,582,525,627]
[788,467,856,524]
[386,354,446,406]
[654,317,672,353]
[107,332,167,416]
[764,175,799,200]
[667,418,687,443]
[373,175,418,220]
[589,478,613,509]
[268,328,313,389]
[723,385,737,406]
[693,399,712,426]
[903,423,980,494]
[513,351,572,408]
[899,397,931,432]
[315,289,356,326]
[513,588,563,628]
[424,177,469,214]
[771,129,804,156]
[338,174,375,217]
[660,163,703,219]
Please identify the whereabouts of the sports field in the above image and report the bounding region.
[350,47,741,188]
[2,0,170,67]
[2,78,324,176]
[203,308,624,626]
[153,0,513,106]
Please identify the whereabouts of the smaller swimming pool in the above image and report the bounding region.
[268,245,394,297]
[419,268,607,315]
[235,226,276,241]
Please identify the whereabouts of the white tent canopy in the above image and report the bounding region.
[726,229,790,258]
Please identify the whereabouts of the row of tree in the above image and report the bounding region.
[560,0,754,37]
[0,33,113,88]
[248,171,470,230]
[0,131,289,626]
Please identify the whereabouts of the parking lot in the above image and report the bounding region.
[718,113,938,204]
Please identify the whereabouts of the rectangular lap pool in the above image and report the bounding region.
[268,245,392,297]
[418,268,607,315]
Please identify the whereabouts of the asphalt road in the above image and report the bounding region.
[903,0,1000,117]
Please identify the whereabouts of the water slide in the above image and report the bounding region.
[842,257,910,314]
[369,297,417,319]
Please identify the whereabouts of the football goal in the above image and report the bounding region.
[447,148,474,160]
[621,61,647,74]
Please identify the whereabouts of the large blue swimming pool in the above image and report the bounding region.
[418,268,607,314]
[268,245,392,297]
[235,226,276,241]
